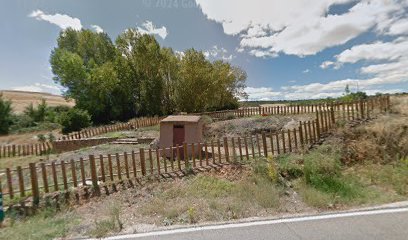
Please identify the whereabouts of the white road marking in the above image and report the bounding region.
[96,207,408,240]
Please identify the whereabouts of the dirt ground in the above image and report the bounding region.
[0,129,64,145]
[62,165,316,238]
[1,90,75,113]
[0,128,160,169]
[204,114,315,141]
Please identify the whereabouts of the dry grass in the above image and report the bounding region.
[0,90,75,114]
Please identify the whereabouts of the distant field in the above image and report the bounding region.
[0,90,75,113]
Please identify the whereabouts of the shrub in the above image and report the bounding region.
[59,108,92,134]
[303,145,362,200]
[275,154,304,180]
[0,94,13,134]
[225,113,235,120]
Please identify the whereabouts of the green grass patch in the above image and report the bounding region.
[0,208,79,240]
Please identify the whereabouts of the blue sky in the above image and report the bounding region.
[0,0,407,100]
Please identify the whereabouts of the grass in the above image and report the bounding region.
[0,207,79,240]
[278,144,386,208]
[87,202,123,238]
[100,131,128,138]
[139,162,282,225]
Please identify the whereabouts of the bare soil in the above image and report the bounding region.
[204,114,315,141]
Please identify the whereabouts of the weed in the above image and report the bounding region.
[187,175,235,198]
[275,154,303,180]
[187,207,197,224]
[0,208,78,240]
[87,202,123,238]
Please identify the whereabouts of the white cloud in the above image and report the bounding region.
[137,21,168,39]
[13,83,63,95]
[204,45,234,61]
[28,9,82,30]
[196,0,404,57]
[91,25,103,33]
[175,50,185,59]
[320,61,334,69]
[387,18,408,36]
[335,37,408,64]
[248,49,278,58]
[303,69,310,73]
[244,87,282,101]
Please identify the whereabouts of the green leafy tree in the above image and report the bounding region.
[0,94,13,134]
[59,108,92,134]
[51,28,248,122]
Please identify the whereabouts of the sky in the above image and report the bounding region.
[0,0,407,100]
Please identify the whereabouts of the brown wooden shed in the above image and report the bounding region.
[159,115,203,158]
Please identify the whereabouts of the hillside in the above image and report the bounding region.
[0,90,75,113]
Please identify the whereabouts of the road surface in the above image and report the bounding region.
[104,207,408,240]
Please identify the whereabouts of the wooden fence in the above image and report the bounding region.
[0,116,162,159]
[199,95,391,120]
[0,97,390,159]
[0,96,390,206]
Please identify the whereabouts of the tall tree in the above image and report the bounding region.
[0,94,13,135]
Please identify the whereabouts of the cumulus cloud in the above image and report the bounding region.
[196,0,404,57]
[28,9,82,30]
[204,45,234,61]
[91,25,103,33]
[137,21,168,39]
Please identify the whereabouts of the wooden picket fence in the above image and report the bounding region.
[0,96,390,207]
[0,116,162,159]
[199,95,391,120]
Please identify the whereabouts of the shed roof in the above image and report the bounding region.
[161,115,201,123]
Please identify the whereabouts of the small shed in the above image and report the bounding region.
[159,115,203,158]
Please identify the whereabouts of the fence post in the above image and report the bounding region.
[299,122,304,148]
[182,143,188,169]
[140,148,146,176]
[29,163,40,207]
[262,132,268,157]
[330,107,335,125]
[17,166,25,198]
[6,168,13,199]
[315,111,321,140]
[223,137,230,162]
[89,155,100,194]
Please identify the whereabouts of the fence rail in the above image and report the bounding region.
[0,96,390,158]
[0,96,391,206]
[0,116,162,158]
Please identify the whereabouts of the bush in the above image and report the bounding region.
[303,145,362,200]
[59,108,92,134]
[0,94,13,134]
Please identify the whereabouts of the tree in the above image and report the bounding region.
[0,94,13,134]
[50,28,248,122]
[59,108,92,134]
[50,28,119,123]
[176,49,212,112]
[345,84,350,95]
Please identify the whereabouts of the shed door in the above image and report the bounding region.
[173,124,185,146]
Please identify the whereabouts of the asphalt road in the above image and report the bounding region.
[104,207,408,240]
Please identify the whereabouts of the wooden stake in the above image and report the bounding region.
[51,161,58,191]
[116,153,122,181]
[29,163,39,206]
[70,159,77,187]
[108,154,114,181]
[61,160,68,190]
